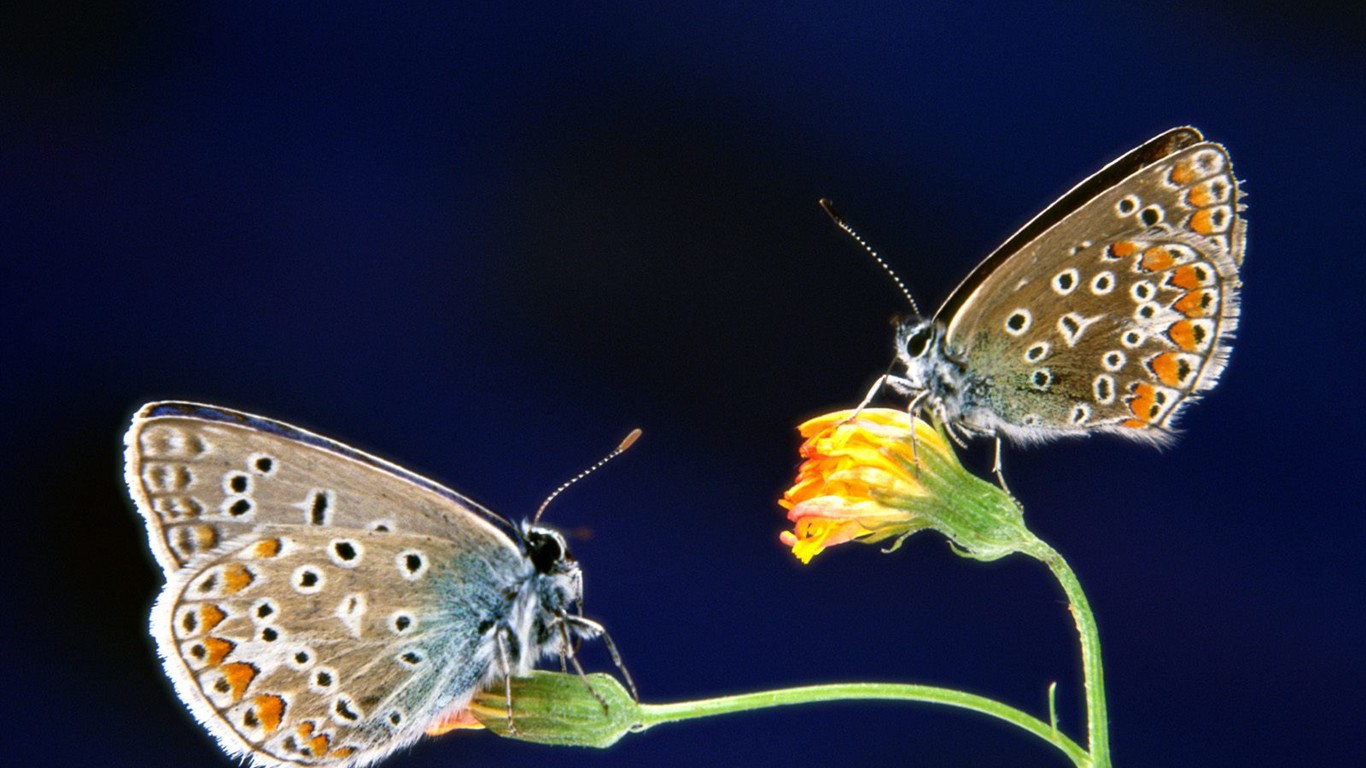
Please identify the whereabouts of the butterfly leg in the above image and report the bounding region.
[494,628,520,734]
[845,374,889,422]
[842,354,911,426]
[991,435,1013,494]
[561,613,639,702]
[901,389,931,474]
[554,618,610,711]
[586,620,638,703]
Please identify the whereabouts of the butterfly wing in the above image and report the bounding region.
[934,126,1207,322]
[939,129,1245,444]
[152,526,526,767]
[125,401,513,572]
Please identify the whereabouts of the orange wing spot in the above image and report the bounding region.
[1108,240,1140,259]
[1127,383,1159,422]
[1189,208,1225,235]
[222,563,255,594]
[1168,320,1203,351]
[1149,353,1186,387]
[202,636,235,666]
[199,604,227,633]
[1173,290,1213,318]
[248,538,282,558]
[1140,246,1175,272]
[1186,185,1213,208]
[1167,265,1205,290]
[220,662,258,702]
[305,732,330,756]
[253,695,287,733]
[1169,161,1197,186]
[296,721,325,753]
[1121,418,1148,429]
[328,747,356,758]
[426,708,485,736]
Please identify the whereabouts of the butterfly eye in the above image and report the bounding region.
[903,325,934,358]
[526,529,570,574]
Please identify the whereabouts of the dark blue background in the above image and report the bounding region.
[4,3,1362,766]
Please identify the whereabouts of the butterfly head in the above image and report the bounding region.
[519,521,583,602]
[893,317,942,388]
[522,523,577,575]
[891,317,973,424]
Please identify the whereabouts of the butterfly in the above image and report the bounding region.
[827,126,1245,471]
[124,401,635,767]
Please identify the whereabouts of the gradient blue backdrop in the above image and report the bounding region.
[3,2,1362,766]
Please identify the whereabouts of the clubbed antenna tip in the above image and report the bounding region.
[617,428,642,452]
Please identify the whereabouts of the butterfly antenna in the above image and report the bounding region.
[819,198,921,317]
[532,429,642,524]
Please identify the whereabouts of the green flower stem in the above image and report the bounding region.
[476,672,1089,763]
[633,683,1089,765]
[1022,538,1110,768]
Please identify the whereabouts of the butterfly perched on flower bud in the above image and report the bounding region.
[125,401,636,767]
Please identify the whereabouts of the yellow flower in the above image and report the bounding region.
[779,409,1030,564]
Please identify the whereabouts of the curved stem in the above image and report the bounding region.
[634,682,1090,765]
[1023,539,1110,767]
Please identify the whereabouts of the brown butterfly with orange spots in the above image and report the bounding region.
[831,126,1244,475]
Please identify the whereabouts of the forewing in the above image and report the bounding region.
[125,401,512,572]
